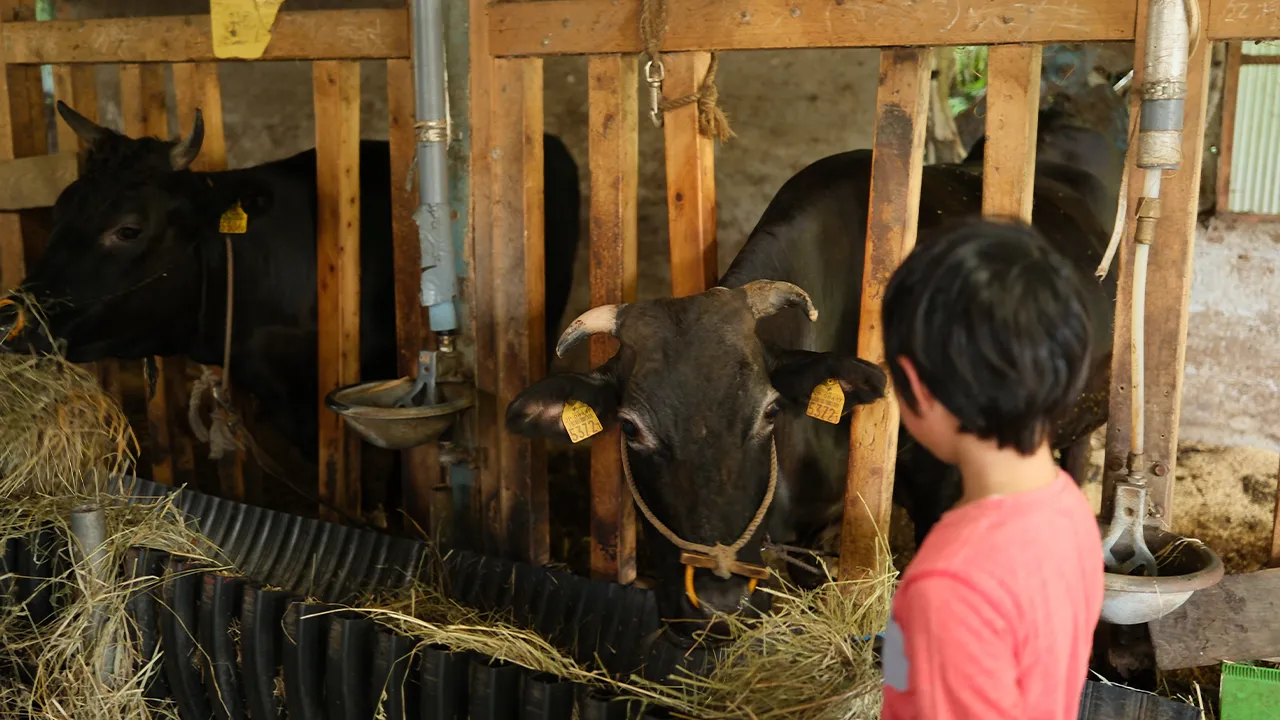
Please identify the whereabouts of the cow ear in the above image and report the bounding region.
[768,348,887,419]
[505,366,621,442]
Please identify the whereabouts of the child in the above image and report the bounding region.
[878,219,1104,719]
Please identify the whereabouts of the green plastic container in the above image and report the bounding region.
[1220,662,1280,720]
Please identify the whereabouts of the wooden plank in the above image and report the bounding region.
[1215,42,1243,215]
[1101,0,1212,527]
[0,3,25,291]
[1208,0,1280,41]
[174,61,245,503]
[491,57,548,565]
[2,9,409,65]
[120,63,184,487]
[470,0,501,555]
[1271,455,1280,567]
[0,153,78,210]
[1150,568,1280,670]
[663,52,717,297]
[587,53,639,584]
[489,0,1138,57]
[313,60,363,523]
[982,44,1042,223]
[387,57,439,536]
[838,48,931,581]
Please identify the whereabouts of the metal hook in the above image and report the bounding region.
[644,59,666,128]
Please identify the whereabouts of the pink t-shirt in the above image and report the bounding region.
[881,470,1103,720]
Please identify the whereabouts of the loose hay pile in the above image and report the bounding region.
[351,555,896,720]
[0,325,222,719]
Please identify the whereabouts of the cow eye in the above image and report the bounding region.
[763,402,780,422]
[109,224,143,244]
[620,419,638,439]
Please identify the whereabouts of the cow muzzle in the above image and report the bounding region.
[620,433,778,615]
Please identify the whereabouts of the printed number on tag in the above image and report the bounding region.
[562,399,603,443]
[220,202,249,234]
[806,378,844,424]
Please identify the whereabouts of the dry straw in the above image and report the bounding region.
[0,298,224,719]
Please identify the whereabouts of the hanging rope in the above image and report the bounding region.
[639,0,735,142]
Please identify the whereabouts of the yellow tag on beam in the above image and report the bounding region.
[806,378,844,424]
[562,399,603,444]
[220,202,248,234]
[211,0,285,60]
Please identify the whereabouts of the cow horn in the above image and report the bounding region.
[170,109,205,171]
[556,304,623,358]
[741,280,819,322]
[55,100,110,147]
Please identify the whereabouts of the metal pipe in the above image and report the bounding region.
[1136,0,1190,171]
[70,505,116,683]
[410,0,458,338]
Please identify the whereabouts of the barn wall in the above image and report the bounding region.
[1181,215,1280,455]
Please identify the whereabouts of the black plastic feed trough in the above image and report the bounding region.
[0,478,696,720]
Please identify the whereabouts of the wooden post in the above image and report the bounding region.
[469,0,500,555]
[0,2,36,292]
[313,60,363,523]
[1271,456,1280,568]
[173,61,245,503]
[491,57,548,564]
[663,52,717,297]
[587,53,639,584]
[1215,42,1243,215]
[1102,0,1212,528]
[387,57,440,536]
[838,48,931,581]
[982,44,1042,223]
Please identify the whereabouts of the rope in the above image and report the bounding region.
[639,0,735,143]
[620,432,777,580]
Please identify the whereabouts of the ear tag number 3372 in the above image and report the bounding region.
[562,399,603,443]
[806,378,844,424]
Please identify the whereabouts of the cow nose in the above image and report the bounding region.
[687,574,760,617]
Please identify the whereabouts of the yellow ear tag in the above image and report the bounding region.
[562,399,603,444]
[806,378,844,424]
[219,202,248,234]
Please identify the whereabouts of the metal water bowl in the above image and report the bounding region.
[325,377,472,450]
[1097,519,1224,625]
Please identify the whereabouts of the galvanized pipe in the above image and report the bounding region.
[410,0,458,338]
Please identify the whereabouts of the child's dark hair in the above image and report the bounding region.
[881,218,1093,455]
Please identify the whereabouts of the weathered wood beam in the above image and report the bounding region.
[313,60,364,523]
[1102,0,1212,527]
[1207,0,1280,41]
[587,53,639,584]
[491,57,548,565]
[2,9,409,65]
[1150,567,1280,670]
[839,48,931,581]
[489,0,1139,57]
[982,44,1042,223]
[663,52,717,298]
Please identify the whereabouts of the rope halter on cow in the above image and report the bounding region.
[555,279,820,611]
[620,431,776,610]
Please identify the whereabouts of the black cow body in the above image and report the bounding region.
[724,146,1120,556]
[3,103,581,515]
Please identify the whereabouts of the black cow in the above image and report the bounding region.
[505,86,1127,628]
[0,102,581,510]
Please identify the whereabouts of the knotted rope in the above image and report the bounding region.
[620,432,776,580]
[639,0,735,142]
[188,235,242,461]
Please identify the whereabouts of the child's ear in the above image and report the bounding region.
[767,347,887,419]
[895,356,933,410]
[505,364,621,442]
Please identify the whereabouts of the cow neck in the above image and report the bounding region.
[193,229,234,382]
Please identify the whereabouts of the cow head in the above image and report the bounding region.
[505,280,887,629]
[0,101,224,361]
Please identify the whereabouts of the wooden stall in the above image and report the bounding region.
[0,3,441,533]
[467,0,1280,588]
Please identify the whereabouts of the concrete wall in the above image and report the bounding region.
[1181,216,1280,455]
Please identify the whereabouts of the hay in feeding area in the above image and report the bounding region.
[0,304,225,719]
[347,550,897,720]
[0,299,135,500]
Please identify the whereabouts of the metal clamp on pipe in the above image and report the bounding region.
[1136,0,1191,171]
[1133,196,1161,246]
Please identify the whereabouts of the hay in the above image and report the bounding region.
[0,494,223,720]
[347,550,897,720]
[0,298,135,499]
